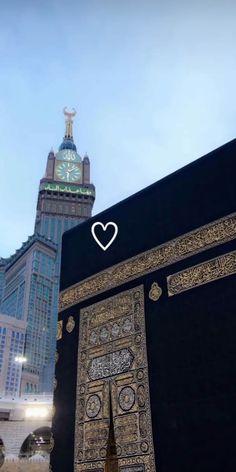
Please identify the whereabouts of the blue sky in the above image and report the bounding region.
[0,0,236,257]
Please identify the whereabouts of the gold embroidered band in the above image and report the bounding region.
[167,250,236,296]
[59,213,236,311]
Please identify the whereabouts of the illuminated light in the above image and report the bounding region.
[15,356,27,363]
[25,407,49,419]
[40,182,94,196]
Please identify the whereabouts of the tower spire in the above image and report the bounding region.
[63,107,76,140]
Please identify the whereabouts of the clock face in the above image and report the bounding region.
[55,162,81,182]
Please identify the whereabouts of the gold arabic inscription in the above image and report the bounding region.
[59,213,236,311]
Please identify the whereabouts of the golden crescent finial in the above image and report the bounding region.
[63,107,76,119]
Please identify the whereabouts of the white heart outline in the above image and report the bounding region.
[91,221,118,251]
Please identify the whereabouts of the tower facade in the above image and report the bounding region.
[35,108,95,243]
[0,109,95,394]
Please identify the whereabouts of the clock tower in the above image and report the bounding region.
[35,108,95,243]
[33,109,95,391]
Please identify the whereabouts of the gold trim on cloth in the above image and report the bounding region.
[148,282,162,301]
[74,286,156,472]
[167,250,236,296]
[66,315,75,333]
[57,320,63,340]
[59,213,236,311]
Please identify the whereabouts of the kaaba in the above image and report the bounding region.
[51,139,236,472]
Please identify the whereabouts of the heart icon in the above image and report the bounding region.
[91,222,118,251]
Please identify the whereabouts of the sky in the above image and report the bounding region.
[0,0,235,257]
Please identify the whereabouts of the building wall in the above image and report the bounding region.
[0,315,26,396]
[0,420,51,456]
[35,215,85,392]
[24,249,55,373]
[1,217,88,395]
[1,266,26,320]
[0,263,6,308]
[21,244,56,394]
[0,395,52,461]
[1,459,49,471]
[0,239,57,395]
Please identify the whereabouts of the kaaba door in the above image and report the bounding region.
[74,286,156,472]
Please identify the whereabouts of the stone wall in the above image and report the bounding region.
[1,458,49,472]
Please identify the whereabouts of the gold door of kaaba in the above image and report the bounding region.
[74,286,156,472]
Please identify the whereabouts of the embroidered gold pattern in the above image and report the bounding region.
[167,250,236,296]
[66,315,75,333]
[74,286,156,472]
[57,320,63,340]
[149,282,162,301]
[59,213,236,311]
